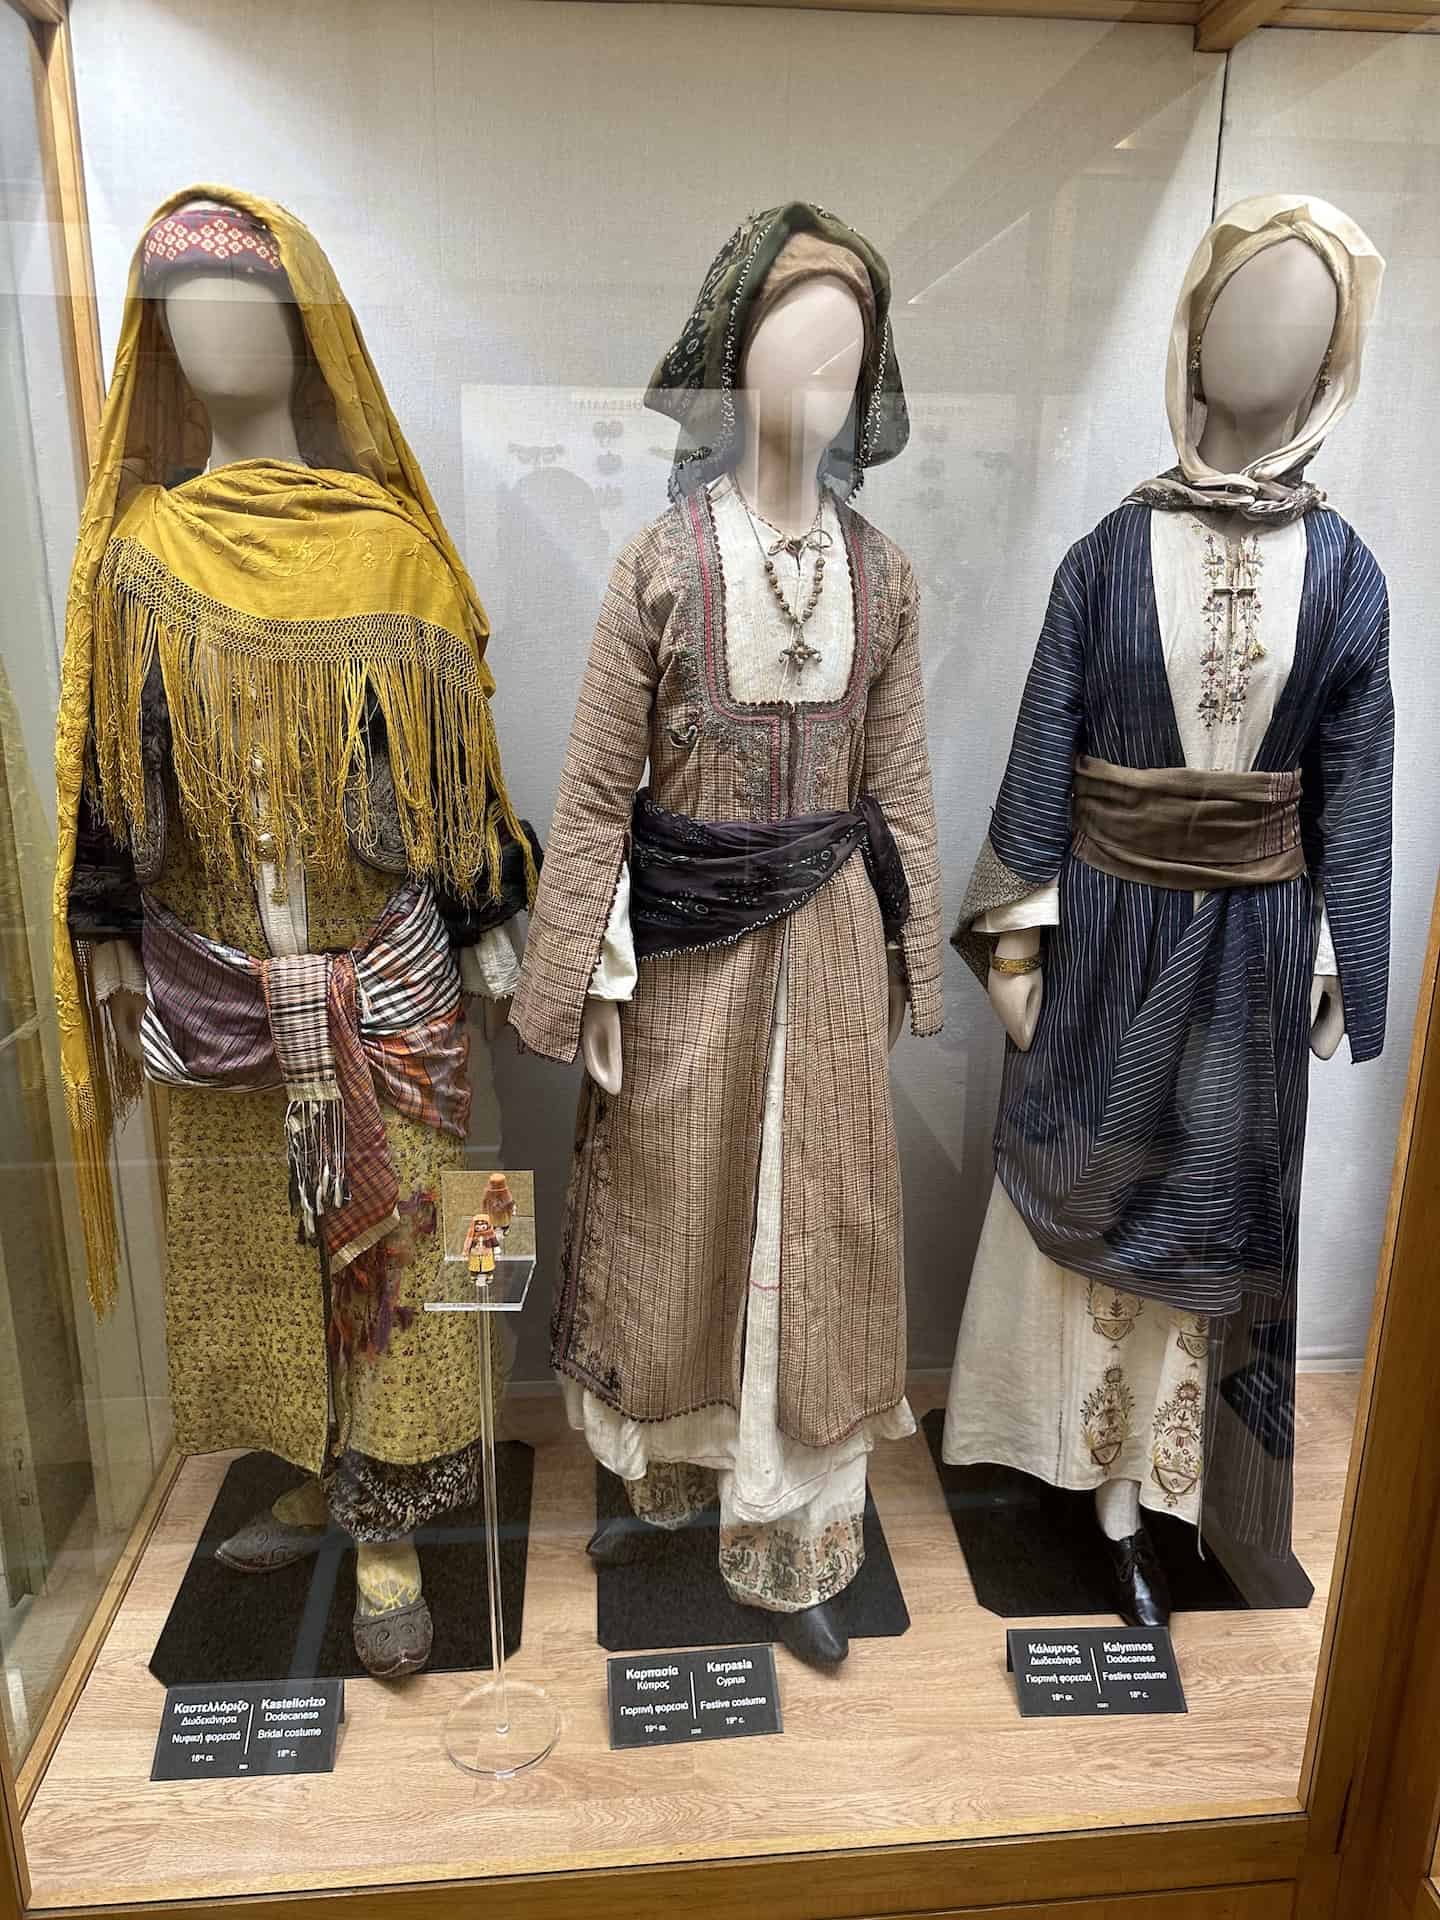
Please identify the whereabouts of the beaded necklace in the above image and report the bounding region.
[735,484,834,680]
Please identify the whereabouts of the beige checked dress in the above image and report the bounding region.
[512,478,943,1607]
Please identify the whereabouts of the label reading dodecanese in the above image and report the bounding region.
[1006,1626,1187,1720]
[607,1644,782,1749]
[151,1680,345,1780]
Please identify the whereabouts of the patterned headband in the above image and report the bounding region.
[141,206,287,292]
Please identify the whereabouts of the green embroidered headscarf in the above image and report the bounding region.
[646,201,909,502]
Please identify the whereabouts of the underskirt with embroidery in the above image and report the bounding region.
[943,1180,1208,1527]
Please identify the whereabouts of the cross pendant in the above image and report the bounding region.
[780,632,821,674]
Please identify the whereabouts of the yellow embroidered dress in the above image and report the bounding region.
[53,191,534,1538]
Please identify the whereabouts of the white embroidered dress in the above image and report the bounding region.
[565,476,914,1611]
[944,509,1335,1526]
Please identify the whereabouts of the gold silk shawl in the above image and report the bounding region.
[54,185,531,1314]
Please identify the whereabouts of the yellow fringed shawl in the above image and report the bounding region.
[53,185,532,1315]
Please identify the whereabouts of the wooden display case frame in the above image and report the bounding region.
[4,2,1440,1916]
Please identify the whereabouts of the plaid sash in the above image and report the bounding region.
[140,883,467,1273]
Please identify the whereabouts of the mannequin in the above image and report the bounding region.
[164,266,305,465]
[579,273,905,1092]
[513,202,942,1669]
[987,235,1346,1554]
[103,257,302,1065]
[58,190,537,1680]
[104,253,516,1063]
[945,195,1391,1622]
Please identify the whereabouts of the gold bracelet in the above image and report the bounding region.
[990,950,1042,976]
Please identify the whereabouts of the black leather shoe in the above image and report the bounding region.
[1108,1526,1172,1628]
[773,1600,849,1669]
[585,1514,665,1568]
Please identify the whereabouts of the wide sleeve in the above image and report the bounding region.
[509,534,659,1062]
[1299,535,1394,1064]
[433,817,543,947]
[862,558,943,1038]
[67,788,143,944]
[951,538,1091,982]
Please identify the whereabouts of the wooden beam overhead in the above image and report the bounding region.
[540,0,1440,27]
[1195,0,1291,40]
[1273,5,1440,23]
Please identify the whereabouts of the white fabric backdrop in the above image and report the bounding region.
[69,0,1434,1377]
[1219,31,1440,1365]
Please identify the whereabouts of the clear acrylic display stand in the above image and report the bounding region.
[425,1169,559,1778]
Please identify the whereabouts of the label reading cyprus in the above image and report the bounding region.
[151,1678,345,1779]
[607,1644,783,1749]
[1006,1625,1187,1719]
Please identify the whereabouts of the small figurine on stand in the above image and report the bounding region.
[483,1173,516,1232]
[464,1212,501,1284]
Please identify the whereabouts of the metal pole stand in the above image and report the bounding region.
[427,1170,559,1779]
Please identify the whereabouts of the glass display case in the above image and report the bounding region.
[2,2,1439,1917]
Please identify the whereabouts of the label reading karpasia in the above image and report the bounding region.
[1006,1625,1187,1718]
[606,1644,782,1749]
[151,1678,345,1779]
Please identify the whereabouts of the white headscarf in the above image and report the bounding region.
[1132,193,1385,523]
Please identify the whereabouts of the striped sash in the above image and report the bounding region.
[140,883,467,1275]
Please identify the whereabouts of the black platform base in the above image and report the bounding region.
[149,1445,534,1685]
[593,1463,909,1652]
[921,1410,1312,1617]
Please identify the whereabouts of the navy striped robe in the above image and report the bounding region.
[961,502,1392,1557]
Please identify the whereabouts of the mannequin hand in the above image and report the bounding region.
[108,987,147,1065]
[581,997,623,1095]
[987,929,1043,1052]
[1310,972,1345,1061]
[887,949,908,1052]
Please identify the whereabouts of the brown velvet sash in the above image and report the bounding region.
[1071,755,1304,890]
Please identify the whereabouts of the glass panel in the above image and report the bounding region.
[5,0,1436,1905]
[0,0,169,1772]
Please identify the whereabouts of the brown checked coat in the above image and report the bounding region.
[511,489,943,1450]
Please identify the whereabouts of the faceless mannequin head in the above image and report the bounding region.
[740,274,865,453]
[735,274,865,531]
[160,201,305,467]
[164,270,303,408]
[1198,238,1337,433]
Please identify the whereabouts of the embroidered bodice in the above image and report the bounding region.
[1151,509,1307,775]
[706,477,855,704]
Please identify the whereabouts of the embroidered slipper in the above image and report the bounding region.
[352,1597,434,1680]
[214,1508,328,1574]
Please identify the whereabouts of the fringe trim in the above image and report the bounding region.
[284,1093,347,1242]
[70,939,144,1316]
[89,539,537,906]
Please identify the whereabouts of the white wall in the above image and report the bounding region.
[68,0,1435,1376]
[1220,31,1440,1365]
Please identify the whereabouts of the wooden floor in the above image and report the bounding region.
[21,1372,1360,1906]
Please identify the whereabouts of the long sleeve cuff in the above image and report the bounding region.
[587,862,637,1002]
[972,879,1061,936]
[89,937,146,1004]
[460,919,525,998]
[1314,889,1339,979]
